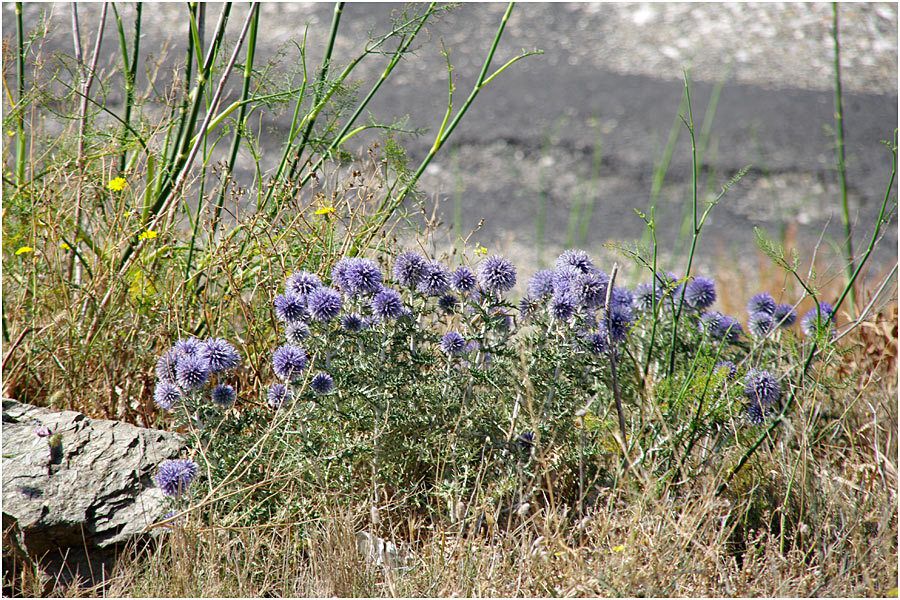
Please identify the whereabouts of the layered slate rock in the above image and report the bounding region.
[2,399,186,591]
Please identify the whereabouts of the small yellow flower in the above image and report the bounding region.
[60,241,71,250]
[612,544,626,553]
[107,177,128,192]
[15,246,33,255]
[314,206,336,216]
[138,230,158,241]
[474,244,488,256]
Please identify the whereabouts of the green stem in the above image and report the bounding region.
[832,2,856,311]
[115,2,142,173]
[15,2,26,190]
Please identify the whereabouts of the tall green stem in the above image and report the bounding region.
[832,2,856,311]
[15,3,26,190]
[114,2,142,173]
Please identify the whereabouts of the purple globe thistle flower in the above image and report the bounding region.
[800,302,836,337]
[747,292,776,317]
[634,282,662,311]
[174,338,203,357]
[606,304,634,342]
[211,384,236,409]
[393,252,428,288]
[417,260,452,296]
[477,255,517,294]
[201,338,241,373]
[720,315,743,343]
[286,321,311,345]
[747,401,765,425]
[584,328,609,355]
[660,272,683,299]
[154,459,199,497]
[310,372,334,395]
[610,286,634,310]
[773,303,797,328]
[748,311,775,338]
[274,293,309,324]
[551,291,578,321]
[330,258,353,292]
[518,296,540,319]
[715,360,737,380]
[154,381,181,411]
[307,288,342,322]
[272,345,308,382]
[286,270,322,297]
[371,288,404,320]
[451,266,477,293]
[701,312,742,343]
[440,331,467,355]
[685,277,716,311]
[438,294,459,313]
[175,354,210,390]
[340,313,367,332]
[527,269,556,299]
[343,258,383,296]
[267,383,289,409]
[744,369,781,407]
[575,271,610,309]
[156,349,181,383]
[555,249,594,274]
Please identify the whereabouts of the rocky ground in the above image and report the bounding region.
[8,2,898,277]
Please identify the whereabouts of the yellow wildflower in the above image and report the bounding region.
[15,246,33,255]
[474,244,488,256]
[612,544,625,553]
[60,241,71,250]
[107,177,128,192]
[314,206,336,216]
[138,230,158,241]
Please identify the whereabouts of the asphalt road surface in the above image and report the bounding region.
[8,2,898,276]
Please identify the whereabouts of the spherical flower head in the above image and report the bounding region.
[272,344,308,382]
[342,258,383,296]
[477,255,517,294]
[286,270,322,297]
[417,260,451,296]
[211,384,236,409]
[310,372,334,395]
[550,290,578,321]
[393,252,428,288]
[552,266,582,296]
[715,360,737,380]
[156,349,181,383]
[154,459,199,497]
[286,321,311,345]
[440,331,467,356]
[174,337,203,357]
[747,401,765,425]
[744,369,781,407]
[701,312,741,343]
[438,293,459,313]
[555,249,594,274]
[610,286,634,310]
[340,313,367,332]
[801,302,836,337]
[527,269,556,299]
[685,277,716,310]
[307,287,343,322]
[154,381,181,411]
[606,304,634,342]
[267,383,289,409]
[634,282,662,311]
[274,293,309,324]
[773,303,797,328]
[371,287,404,320]
[748,311,775,338]
[575,271,609,309]
[584,328,608,355]
[451,266,477,293]
[330,258,353,292]
[201,338,241,373]
[661,272,683,298]
[720,315,743,343]
[175,354,210,390]
[747,292,776,317]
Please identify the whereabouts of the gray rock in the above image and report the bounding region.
[1,399,186,591]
